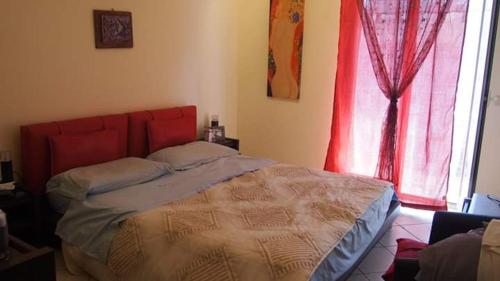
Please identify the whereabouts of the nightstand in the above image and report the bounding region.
[0,189,37,244]
[0,235,55,281]
[215,137,240,151]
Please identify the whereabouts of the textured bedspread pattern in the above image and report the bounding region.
[107,164,391,281]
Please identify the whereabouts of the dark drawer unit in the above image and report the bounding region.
[0,190,37,244]
[215,137,240,151]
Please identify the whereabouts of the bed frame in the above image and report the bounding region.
[21,106,196,195]
[19,105,400,280]
[20,105,196,245]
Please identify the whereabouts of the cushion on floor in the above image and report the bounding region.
[382,238,428,281]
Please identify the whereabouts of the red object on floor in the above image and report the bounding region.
[382,238,428,281]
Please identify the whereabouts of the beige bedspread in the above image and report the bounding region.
[76,164,391,281]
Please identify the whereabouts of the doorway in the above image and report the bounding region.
[447,0,498,209]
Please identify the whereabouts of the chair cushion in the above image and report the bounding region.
[382,238,428,281]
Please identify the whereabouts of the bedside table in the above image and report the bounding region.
[0,235,55,281]
[215,138,240,151]
[0,189,37,244]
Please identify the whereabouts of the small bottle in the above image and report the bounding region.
[210,114,219,128]
[0,209,8,260]
[0,151,13,183]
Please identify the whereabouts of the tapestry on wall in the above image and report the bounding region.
[267,0,305,100]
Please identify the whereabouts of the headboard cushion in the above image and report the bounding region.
[20,106,196,195]
[49,129,121,176]
[147,118,197,153]
[128,106,197,158]
[21,114,128,195]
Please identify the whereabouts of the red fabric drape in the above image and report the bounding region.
[325,0,469,209]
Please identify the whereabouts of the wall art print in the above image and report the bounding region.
[93,10,133,48]
[268,0,305,100]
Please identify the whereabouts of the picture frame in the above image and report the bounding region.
[204,126,226,143]
[93,10,133,48]
[267,0,305,100]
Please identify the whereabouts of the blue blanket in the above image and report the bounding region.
[55,155,275,262]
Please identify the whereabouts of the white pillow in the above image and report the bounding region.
[46,157,173,200]
[147,141,239,171]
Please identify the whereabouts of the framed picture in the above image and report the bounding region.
[93,10,133,48]
[204,126,226,143]
[267,0,305,99]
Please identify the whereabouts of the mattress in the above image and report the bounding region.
[61,162,393,281]
[312,187,393,280]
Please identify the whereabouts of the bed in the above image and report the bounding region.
[20,105,400,281]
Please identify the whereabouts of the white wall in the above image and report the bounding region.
[0,0,239,174]
[477,15,500,197]
[236,0,340,169]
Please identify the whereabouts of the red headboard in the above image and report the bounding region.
[128,106,196,157]
[20,105,197,195]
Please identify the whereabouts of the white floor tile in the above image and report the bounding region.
[385,245,398,255]
[359,247,394,274]
[364,272,386,281]
[402,224,432,242]
[346,273,369,281]
[394,207,434,225]
[351,269,363,275]
[378,225,418,247]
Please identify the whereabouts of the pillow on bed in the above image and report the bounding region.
[147,141,239,170]
[49,129,121,176]
[147,118,196,153]
[46,157,173,200]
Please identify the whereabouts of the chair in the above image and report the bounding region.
[393,211,499,281]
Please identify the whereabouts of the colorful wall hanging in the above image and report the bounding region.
[268,0,305,99]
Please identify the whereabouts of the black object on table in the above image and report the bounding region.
[0,235,55,281]
[215,137,240,151]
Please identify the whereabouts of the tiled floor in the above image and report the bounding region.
[55,207,434,281]
[347,207,434,281]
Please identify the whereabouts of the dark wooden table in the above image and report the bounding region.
[0,236,55,281]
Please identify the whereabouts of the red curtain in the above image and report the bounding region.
[325,0,469,209]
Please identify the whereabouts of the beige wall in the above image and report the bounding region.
[236,0,340,169]
[4,0,491,197]
[477,15,500,197]
[0,0,239,174]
